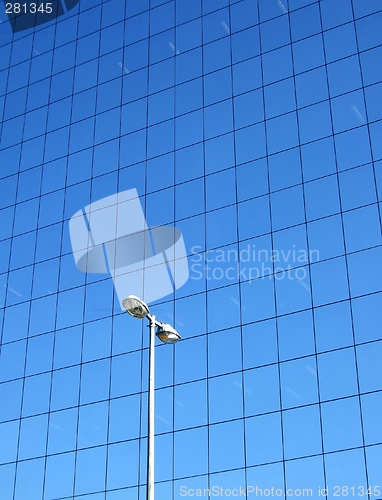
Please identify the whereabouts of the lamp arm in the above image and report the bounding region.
[146,314,163,328]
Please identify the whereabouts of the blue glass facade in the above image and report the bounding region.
[0,0,382,498]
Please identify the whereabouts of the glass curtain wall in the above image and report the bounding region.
[0,0,382,499]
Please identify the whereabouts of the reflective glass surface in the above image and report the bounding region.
[0,0,382,498]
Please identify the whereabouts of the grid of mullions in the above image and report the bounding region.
[0,0,382,498]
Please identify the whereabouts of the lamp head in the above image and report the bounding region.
[156,323,181,344]
[122,295,150,319]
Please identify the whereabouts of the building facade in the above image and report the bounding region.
[0,0,382,498]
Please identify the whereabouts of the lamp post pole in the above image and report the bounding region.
[147,314,156,500]
[122,296,181,500]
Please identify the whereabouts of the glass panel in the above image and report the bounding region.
[318,348,358,400]
[0,340,27,383]
[275,264,311,314]
[290,4,321,42]
[154,385,173,433]
[25,333,54,376]
[283,405,322,459]
[74,446,107,496]
[107,441,139,489]
[247,462,284,497]
[0,379,23,422]
[14,458,45,500]
[365,445,382,488]
[348,247,382,297]
[356,341,382,393]
[3,303,29,342]
[304,176,340,221]
[80,359,110,404]
[78,401,108,449]
[261,15,290,52]
[280,356,318,409]
[206,168,236,211]
[174,380,207,430]
[269,148,301,191]
[174,427,208,478]
[246,413,282,466]
[320,0,353,30]
[44,452,75,500]
[0,420,19,464]
[273,225,308,273]
[285,455,325,500]
[22,373,51,418]
[82,318,112,363]
[53,326,82,369]
[244,364,280,416]
[325,450,367,499]
[360,45,382,86]
[176,18,201,53]
[203,37,230,74]
[18,414,48,460]
[311,257,349,306]
[0,463,15,499]
[314,301,353,352]
[352,292,382,343]
[51,366,80,411]
[292,35,324,74]
[236,158,268,202]
[208,328,242,376]
[210,419,245,472]
[278,310,315,361]
[307,215,344,261]
[47,408,78,454]
[271,185,305,231]
[207,284,241,332]
[241,277,276,323]
[335,126,372,172]
[361,392,382,446]
[209,372,243,423]
[111,352,142,398]
[175,336,207,384]
[242,319,278,370]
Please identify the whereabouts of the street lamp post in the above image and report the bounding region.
[122,295,181,500]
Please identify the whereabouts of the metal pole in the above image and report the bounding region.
[147,314,155,500]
